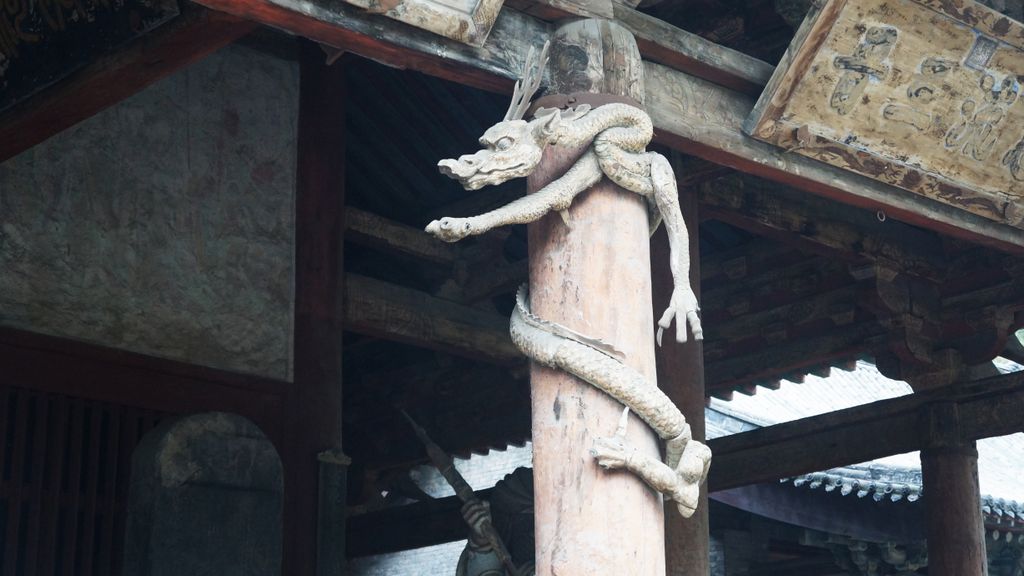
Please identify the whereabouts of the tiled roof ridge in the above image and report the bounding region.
[781,466,1024,528]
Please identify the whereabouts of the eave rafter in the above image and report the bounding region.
[0,6,257,163]
[173,0,1024,250]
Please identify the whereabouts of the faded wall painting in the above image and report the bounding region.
[0,43,297,380]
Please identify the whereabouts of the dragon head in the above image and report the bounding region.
[437,41,555,192]
[437,112,561,190]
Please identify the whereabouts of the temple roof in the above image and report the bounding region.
[708,360,1024,529]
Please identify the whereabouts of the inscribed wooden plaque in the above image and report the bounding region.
[0,0,178,114]
[745,0,1024,227]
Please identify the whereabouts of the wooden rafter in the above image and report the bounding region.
[698,175,948,278]
[0,326,287,442]
[346,370,1024,557]
[184,0,1024,250]
[708,369,1024,491]
[0,7,256,163]
[343,274,520,364]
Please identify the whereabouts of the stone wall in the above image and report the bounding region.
[0,43,298,380]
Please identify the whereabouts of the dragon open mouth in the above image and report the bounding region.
[439,157,529,189]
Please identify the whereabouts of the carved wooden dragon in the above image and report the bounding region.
[425,42,711,518]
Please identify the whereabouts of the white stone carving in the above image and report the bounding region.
[427,42,711,516]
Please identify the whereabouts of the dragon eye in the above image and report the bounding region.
[495,137,514,151]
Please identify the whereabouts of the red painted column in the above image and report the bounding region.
[286,40,347,575]
[654,179,709,576]
[529,20,666,576]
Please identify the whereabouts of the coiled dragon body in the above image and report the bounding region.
[426,42,711,517]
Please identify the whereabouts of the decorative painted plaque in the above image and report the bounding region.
[745,0,1024,227]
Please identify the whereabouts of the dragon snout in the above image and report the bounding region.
[438,155,481,180]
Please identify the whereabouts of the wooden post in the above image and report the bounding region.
[920,403,988,576]
[653,178,708,576]
[286,41,347,575]
[528,20,666,575]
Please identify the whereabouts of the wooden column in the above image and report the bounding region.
[920,403,988,576]
[529,20,666,575]
[653,178,709,576]
[286,41,347,575]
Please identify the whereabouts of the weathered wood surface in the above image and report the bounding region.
[613,4,774,95]
[287,43,347,575]
[0,0,179,113]
[698,174,948,278]
[192,0,545,94]
[704,316,884,395]
[528,20,665,576]
[346,207,459,266]
[920,400,988,576]
[504,0,613,20]
[4,0,1022,249]
[346,371,1024,558]
[0,326,287,442]
[645,61,1024,252]
[921,443,988,576]
[0,7,254,163]
[707,369,1024,491]
[343,274,520,364]
[653,183,708,576]
[747,0,1024,228]
[339,0,503,46]
[347,487,497,557]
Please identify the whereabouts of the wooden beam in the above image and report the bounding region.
[504,0,613,20]
[343,274,520,364]
[528,21,664,574]
[192,0,544,94]
[0,7,255,163]
[340,265,866,394]
[706,370,1024,491]
[704,318,885,392]
[346,362,530,468]
[190,0,771,98]
[612,4,773,95]
[654,180,709,575]
[347,488,495,557]
[698,175,948,279]
[644,62,1024,252]
[707,285,860,343]
[701,255,853,323]
[346,489,756,559]
[186,0,1024,249]
[345,207,459,266]
[0,326,286,442]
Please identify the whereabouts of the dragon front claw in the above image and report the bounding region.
[425,217,475,242]
[590,407,633,470]
[657,287,703,346]
[591,435,633,470]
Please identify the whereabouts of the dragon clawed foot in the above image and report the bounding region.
[590,407,634,470]
[425,217,476,242]
[670,441,713,518]
[657,287,703,346]
[591,436,633,470]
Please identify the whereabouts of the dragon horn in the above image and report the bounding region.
[503,40,550,121]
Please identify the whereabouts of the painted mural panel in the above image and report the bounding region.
[746,0,1024,227]
[0,44,297,380]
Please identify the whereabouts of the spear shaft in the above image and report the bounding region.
[401,411,520,576]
